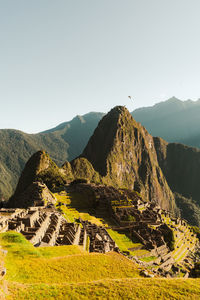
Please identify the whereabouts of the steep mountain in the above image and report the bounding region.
[43,112,104,159]
[8,150,67,208]
[8,106,200,225]
[0,129,69,200]
[132,97,200,147]
[13,150,67,197]
[81,106,176,212]
[2,97,200,202]
[154,137,200,226]
[0,112,103,199]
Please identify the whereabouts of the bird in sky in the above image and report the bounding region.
[128,96,133,100]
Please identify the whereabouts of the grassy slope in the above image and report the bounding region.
[1,192,200,299]
[1,232,200,300]
[8,278,200,300]
[55,191,148,256]
[0,232,141,299]
[55,191,197,261]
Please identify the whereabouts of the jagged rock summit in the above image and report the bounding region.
[81,106,176,211]
[13,150,67,197]
[10,106,176,213]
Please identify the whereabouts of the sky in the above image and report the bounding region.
[1,0,200,133]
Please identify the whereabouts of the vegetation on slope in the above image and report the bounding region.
[13,150,67,196]
[8,278,200,300]
[0,231,143,299]
[133,97,200,148]
[81,106,176,211]
[0,112,103,200]
[154,137,200,226]
[70,157,101,184]
[1,233,200,300]
[175,193,200,227]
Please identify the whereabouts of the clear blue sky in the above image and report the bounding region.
[1,0,200,133]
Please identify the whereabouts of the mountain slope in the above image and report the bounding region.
[43,112,104,159]
[154,137,200,226]
[2,97,200,201]
[132,97,200,147]
[0,129,69,200]
[81,106,176,211]
[0,112,103,199]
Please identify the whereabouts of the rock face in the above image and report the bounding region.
[154,137,200,226]
[81,106,176,211]
[8,181,56,208]
[13,150,67,197]
[13,150,51,196]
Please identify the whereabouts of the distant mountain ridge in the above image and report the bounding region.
[1,97,200,200]
[0,112,103,199]
[132,97,200,147]
[81,106,176,212]
[9,105,200,226]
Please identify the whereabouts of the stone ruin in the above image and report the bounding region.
[1,182,199,277]
[0,206,116,254]
[79,220,116,253]
[8,182,56,208]
[69,183,199,276]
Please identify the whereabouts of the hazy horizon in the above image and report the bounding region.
[0,96,199,134]
[1,1,200,132]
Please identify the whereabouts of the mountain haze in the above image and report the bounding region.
[133,97,200,147]
[0,113,103,199]
[154,137,200,226]
[1,97,200,202]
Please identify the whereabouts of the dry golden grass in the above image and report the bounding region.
[1,231,200,300]
[7,278,200,300]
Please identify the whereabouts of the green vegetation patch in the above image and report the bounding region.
[1,232,140,287]
[55,191,104,225]
[0,232,41,259]
[6,252,140,284]
[37,245,85,258]
[140,256,157,262]
[107,229,148,256]
[71,157,101,184]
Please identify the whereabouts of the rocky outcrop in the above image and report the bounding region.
[61,161,74,182]
[154,137,200,226]
[70,157,101,184]
[8,181,56,208]
[81,106,176,211]
[13,150,67,197]
[13,150,52,196]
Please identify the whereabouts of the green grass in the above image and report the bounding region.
[55,191,150,258]
[1,232,200,300]
[0,232,140,284]
[55,191,105,225]
[140,256,157,262]
[6,252,140,284]
[7,278,200,300]
[107,229,149,257]
[37,245,85,258]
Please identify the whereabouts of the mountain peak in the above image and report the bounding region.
[81,106,137,177]
[106,106,133,121]
[81,106,176,211]
[13,150,50,196]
